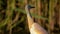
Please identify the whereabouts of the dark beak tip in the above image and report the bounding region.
[30,6,35,8]
[32,7,35,8]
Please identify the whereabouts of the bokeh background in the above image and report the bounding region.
[0,0,60,34]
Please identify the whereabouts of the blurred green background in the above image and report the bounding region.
[0,0,60,34]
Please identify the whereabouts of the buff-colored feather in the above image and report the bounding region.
[25,5,48,34]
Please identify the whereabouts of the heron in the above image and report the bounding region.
[25,5,48,34]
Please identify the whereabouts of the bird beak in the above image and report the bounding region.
[30,6,35,8]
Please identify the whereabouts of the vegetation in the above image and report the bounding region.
[0,0,60,34]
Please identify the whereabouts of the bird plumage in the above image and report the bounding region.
[25,5,48,34]
[30,23,48,34]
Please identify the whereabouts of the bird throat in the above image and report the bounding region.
[27,10,32,18]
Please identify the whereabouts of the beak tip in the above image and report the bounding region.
[31,7,35,8]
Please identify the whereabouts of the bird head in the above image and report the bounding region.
[25,5,35,12]
[25,5,35,17]
[25,5,35,16]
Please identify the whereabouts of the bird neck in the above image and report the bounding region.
[26,9,34,29]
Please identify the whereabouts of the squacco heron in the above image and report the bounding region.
[25,5,48,34]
